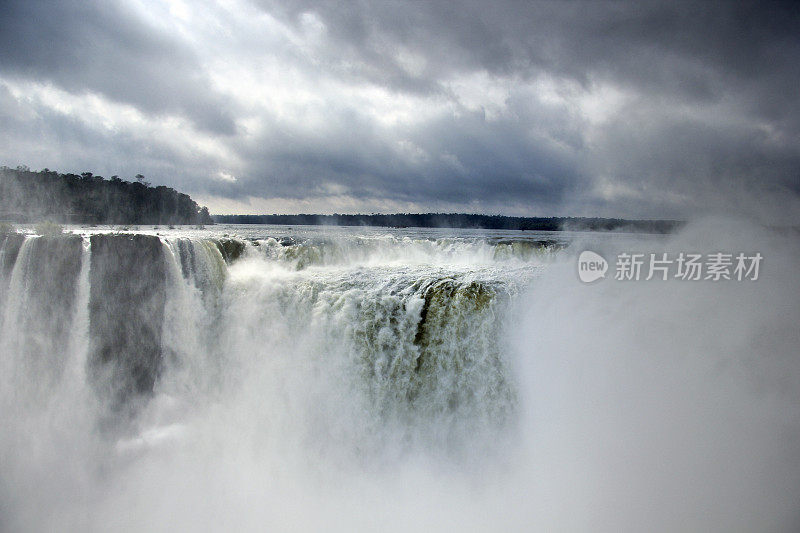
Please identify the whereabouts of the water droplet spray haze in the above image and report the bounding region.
[0,221,798,531]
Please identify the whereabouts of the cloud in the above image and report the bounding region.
[0,80,232,192]
[0,0,237,134]
[258,0,800,124]
[0,0,798,220]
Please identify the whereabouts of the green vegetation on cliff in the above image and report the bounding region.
[0,165,213,225]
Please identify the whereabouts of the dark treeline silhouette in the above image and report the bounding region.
[0,165,213,225]
[214,213,682,233]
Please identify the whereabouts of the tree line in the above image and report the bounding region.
[0,166,213,225]
[214,213,682,233]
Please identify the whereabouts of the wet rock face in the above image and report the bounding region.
[0,232,26,313]
[213,238,246,263]
[89,234,167,406]
[0,232,25,279]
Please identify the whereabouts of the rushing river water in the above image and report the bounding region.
[1,220,798,532]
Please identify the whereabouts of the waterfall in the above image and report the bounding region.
[0,230,529,440]
[1,235,84,398]
[1,221,798,532]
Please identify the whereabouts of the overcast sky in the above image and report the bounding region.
[0,0,798,220]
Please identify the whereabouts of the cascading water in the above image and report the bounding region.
[1,221,799,532]
[1,234,84,399]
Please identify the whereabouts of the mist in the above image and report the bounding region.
[513,217,800,531]
[1,218,798,532]
[1,0,798,528]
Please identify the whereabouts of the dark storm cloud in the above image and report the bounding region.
[0,0,798,218]
[217,93,583,208]
[259,0,800,127]
[0,82,222,192]
[244,0,800,218]
[0,0,236,134]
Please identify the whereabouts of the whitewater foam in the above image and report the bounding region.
[0,221,798,532]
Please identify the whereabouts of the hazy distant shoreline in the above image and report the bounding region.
[213,213,682,233]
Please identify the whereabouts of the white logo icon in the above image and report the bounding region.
[578,251,608,283]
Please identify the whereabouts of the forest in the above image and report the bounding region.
[0,165,681,232]
[0,166,213,225]
[214,213,681,233]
